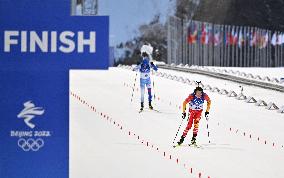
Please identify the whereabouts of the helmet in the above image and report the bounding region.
[140,44,153,56]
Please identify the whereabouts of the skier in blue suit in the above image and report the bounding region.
[134,52,158,111]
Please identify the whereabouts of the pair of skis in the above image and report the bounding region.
[173,143,202,149]
[139,107,160,113]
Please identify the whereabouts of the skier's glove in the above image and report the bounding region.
[182,112,186,119]
[150,62,154,65]
[205,111,209,120]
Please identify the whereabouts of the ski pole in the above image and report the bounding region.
[205,115,211,144]
[130,71,138,103]
[172,113,188,145]
[152,73,156,102]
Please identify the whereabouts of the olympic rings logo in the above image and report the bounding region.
[17,138,44,151]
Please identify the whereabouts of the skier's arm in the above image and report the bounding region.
[182,95,194,112]
[204,94,211,112]
[150,62,158,71]
[133,64,141,71]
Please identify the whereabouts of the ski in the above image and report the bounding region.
[173,144,181,148]
[188,143,202,148]
[138,108,161,113]
[150,108,161,113]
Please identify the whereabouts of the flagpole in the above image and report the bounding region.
[192,21,195,66]
[192,20,195,66]
[244,26,247,67]
[239,26,242,67]
[269,30,272,67]
[262,29,265,67]
[242,26,245,67]
[278,31,281,66]
[209,23,213,66]
[196,20,199,66]
[268,30,270,67]
[279,33,284,67]
[190,20,193,66]
[226,25,229,67]
[220,24,223,66]
[229,25,232,66]
[260,29,263,67]
[250,27,253,67]
[256,27,258,67]
[275,31,278,67]
[224,25,227,66]
[197,20,199,66]
[247,26,250,67]
[226,25,229,66]
[266,29,268,67]
[236,26,239,67]
[232,26,235,66]
[256,27,259,67]
[260,28,262,67]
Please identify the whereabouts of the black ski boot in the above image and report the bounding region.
[149,101,153,110]
[190,135,197,146]
[177,136,185,146]
[140,102,144,111]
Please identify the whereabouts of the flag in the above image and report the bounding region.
[258,30,264,49]
[229,27,234,45]
[223,26,227,45]
[187,23,192,43]
[238,27,244,47]
[197,24,202,44]
[259,30,268,49]
[271,32,277,46]
[249,28,256,46]
[188,21,198,44]
[263,31,269,48]
[206,24,213,44]
[252,30,257,46]
[258,30,262,48]
[214,27,221,46]
[233,28,238,45]
[281,33,284,45]
[201,23,207,45]
[276,32,282,45]
[225,27,231,45]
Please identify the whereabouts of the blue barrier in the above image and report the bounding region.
[0,1,109,178]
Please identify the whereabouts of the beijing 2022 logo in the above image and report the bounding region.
[10,101,52,152]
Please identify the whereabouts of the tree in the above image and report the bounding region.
[117,14,167,65]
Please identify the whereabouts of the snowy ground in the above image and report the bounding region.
[70,67,284,178]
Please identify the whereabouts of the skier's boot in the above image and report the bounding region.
[140,102,144,111]
[149,101,153,110]
[177,136,185,146]
[190,134,197,146]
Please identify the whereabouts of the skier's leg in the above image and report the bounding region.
[182,112,194,137]
[146,79,153,109]
[140,80,145,109]
[191,111,202,144]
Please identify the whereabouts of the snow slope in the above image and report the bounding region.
[70,67,284,178]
